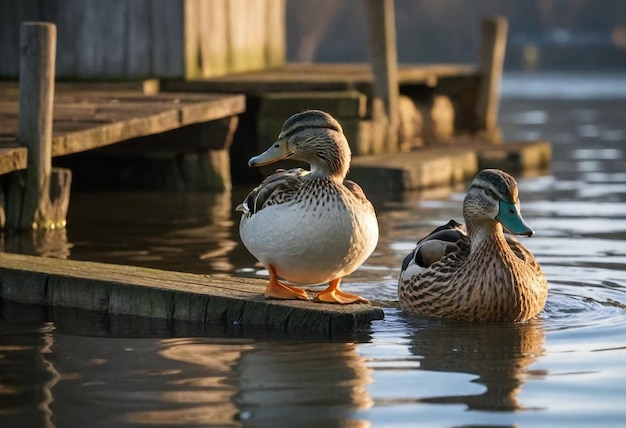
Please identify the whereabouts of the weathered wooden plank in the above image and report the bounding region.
[0,4,18,76]
[163,63,478,95]
[0,146,27,174]
[1,0,187,79]
[183,0,201,79]
[265,0,286,67]
[101,0,127,77]
[259,91,368,119]
[208,0,284,75]
[178,95,248,125]
[349,140,552,193]
[0,80,162,96]
[2,0,286,79]
[125,0,152,77]
[228,0,250,73]
[75,0,102,77]
[241,0,267,71]
[50,111,181,156]
[198,0,229,77]
[350,147,478,192]
[180,63,475,81]
[51,90,243,104]
[54,0,81,75]
[47,93,245,129]
[399,64,477,82]
[0,0,46,76]
[0,252,384,336]
[52,102,181,121]
[151,0,184,77]
[477,140,552,172]
[1,86,246,159]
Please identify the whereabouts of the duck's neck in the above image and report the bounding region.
[306,135,351,179]
[309,160,348,181]
[467,220,510,254]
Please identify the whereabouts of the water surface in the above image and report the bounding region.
[2,73,626,427]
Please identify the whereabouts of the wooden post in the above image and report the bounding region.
[8,22,72,230]
[365,0,399,152]
[475,16,508,141]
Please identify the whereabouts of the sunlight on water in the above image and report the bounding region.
[501,72,626,99]
[1,73,626,427]
[573,148,623,160]
[513,110,549,125]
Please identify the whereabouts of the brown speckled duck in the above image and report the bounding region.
[398,169,548,322]
[237,110,379,304]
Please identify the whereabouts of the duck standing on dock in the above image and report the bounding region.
[237,110,379,304]
[398,169,548,322]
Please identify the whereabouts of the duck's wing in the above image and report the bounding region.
[236,168,308,216]
[342,179,371,205]
[401,220,469,272]
[416,219,466,245]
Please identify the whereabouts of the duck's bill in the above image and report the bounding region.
[248,139,294,167]
[496,200,535,237]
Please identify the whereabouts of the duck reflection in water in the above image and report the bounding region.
[406,317,547,411]
[135,336,374,427]
[234,341,374,427]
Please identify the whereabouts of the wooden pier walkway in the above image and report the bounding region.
[0,82,246,175]
[162,62,478,95]
[350,140,552,192]
[0,252,384,336]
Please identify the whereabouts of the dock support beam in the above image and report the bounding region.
[365,0,400,152]
[475,16,508,142]
[7,22,71,231]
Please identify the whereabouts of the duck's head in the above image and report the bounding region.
[248,110,351,178]
[463,169,534,238]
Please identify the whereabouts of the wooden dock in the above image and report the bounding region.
[0,82,246,172]
[349,140,552,192]
[0,78,245,229]
[0,252,384,336]
[162,62,478,95]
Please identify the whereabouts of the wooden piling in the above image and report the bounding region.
[475,16,508,141]
[365,0,400,152]
[8,22,71,230]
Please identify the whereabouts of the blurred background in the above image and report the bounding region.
[286,0,626,71]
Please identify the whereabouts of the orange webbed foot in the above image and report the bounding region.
[313,278,370,305]
[264,265,309,301]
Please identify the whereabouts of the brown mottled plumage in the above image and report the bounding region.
[237,110,379,304]
[398,169,548,322]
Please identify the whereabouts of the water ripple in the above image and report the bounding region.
[542,280,626,332]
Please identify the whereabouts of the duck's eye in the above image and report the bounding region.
[484,188,498,199]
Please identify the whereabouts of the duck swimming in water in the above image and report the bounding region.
[398,169,547,322]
